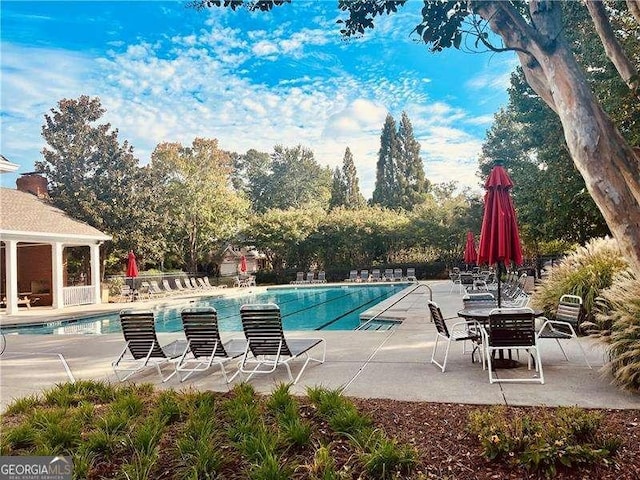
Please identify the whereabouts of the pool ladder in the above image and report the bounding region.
[356,283,432,331]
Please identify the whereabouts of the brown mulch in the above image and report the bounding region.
[352,398,640,479]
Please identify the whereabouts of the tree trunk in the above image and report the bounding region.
[475,1,640,272]
[584,0,640,95]
[626,0,640,25]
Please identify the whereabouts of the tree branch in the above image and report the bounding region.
[585,0,640,97]
[626,0,640,25]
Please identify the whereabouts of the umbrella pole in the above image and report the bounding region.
[497,261,502,308]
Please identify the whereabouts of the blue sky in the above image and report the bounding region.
[1,0,517,197]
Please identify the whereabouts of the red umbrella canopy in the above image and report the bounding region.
[477,165,523,267]
[239,255,247,273]
[126,251,139,278]
[463,231,478,264]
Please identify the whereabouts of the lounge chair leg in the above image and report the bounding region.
[555,338,570,361]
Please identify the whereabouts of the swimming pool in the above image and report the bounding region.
[3,284,410,335]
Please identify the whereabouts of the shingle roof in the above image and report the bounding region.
[0,188,110,239]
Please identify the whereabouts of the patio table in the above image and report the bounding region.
[457,307,544,369]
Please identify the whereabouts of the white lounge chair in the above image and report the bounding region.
[238,303,326,384]
[176,308,246,382]
[112,310,186,382]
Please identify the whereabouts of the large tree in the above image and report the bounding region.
[195,0,640,271]
[150,138,249,273]
[37,96,162,271]
[372,113,400,208]
[329,147,366,209]
[396,111,429,210]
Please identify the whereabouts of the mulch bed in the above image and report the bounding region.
[352,398,640,479]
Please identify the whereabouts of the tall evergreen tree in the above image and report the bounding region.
[396,111,428,210]
[372,114,399,208]
[329,166,346,209]
[341,147,365,208]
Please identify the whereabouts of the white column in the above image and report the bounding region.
[90,243,101,305]
[5,240,18,315]
[51,242,64,309]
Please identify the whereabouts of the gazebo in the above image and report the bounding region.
[0,173,111,314]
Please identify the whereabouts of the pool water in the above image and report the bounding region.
[4,284,409,335]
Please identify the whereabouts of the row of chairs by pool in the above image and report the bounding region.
[112,304,325,384]
[117,277,225,302]
[346,268,416,283]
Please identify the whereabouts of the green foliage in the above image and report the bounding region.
[468,406,621,477]
[594,270,640,391]
[175,410,224,480]
[359,432,417,479]
[4,394,40,415]
[248,452,292,480]
[330,147,366,210]
[151,137,250,272]
[531,237,628,324]
[43,380,117,407]
[36,96,165,270]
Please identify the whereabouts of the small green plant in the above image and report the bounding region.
[306,445,342,480]
[154,390,182,424]
[328,405,372,436]
[4,394,41,415]
[468,406,621,477]
[248,452,292,480]
[266,383,296,415]
[176,431,224,480]
[2,423,37,452]
[280,415,312,448]
[130,415,166,456]
[119,451,157,480]
[29,407,83,454]
[306,386,350,416]
[240,423,280,463]
[359,433,417,479]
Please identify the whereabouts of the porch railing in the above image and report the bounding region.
[63,286,95,307]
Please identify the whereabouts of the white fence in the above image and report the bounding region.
[63,286,95,307]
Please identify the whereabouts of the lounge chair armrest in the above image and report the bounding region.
[536,319,576,338]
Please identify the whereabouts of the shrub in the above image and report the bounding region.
[468,406,621,477]
[594,270,640,391]
[531,237,628,325]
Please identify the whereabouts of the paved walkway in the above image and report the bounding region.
[1,281,638,411]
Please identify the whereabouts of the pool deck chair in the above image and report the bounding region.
[536,294,591,368]
[112,310,186,382]
[176,308,247,382]
[484,308,544,384]
[239,303,326,384]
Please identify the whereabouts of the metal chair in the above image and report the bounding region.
[484,308,544,384]
[238,303,326,384]
[428,301,484,372]
[176,308,246,382]
[536,295,592,368]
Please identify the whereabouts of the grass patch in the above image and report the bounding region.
[0,382,625,479]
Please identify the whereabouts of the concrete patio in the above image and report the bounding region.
[1,280,638,411]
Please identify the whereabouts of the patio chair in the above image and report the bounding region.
[162,279,177,294]
[370,269,381,282]
[190,278,201,289]
[346,270,358,282]
[359,270,369,282]
[112,310,186,382]
[149,281,167,297]
[203,277,226,289]
[406,267,417,282]
[291,272,305,284]
[116,285,135,302]
[196,278,210,289]
[306,271,315,283]
[176,308,247,382]
[536,295,591,368]
[484,308,544,384]
[457,273,474,294]
[449,272,461,293]
[384,268,394,281]
[317,271,327,283]
[238,303,326,384]
[174,278,186,291]
[393,268,403,281]
[428,301,483,372]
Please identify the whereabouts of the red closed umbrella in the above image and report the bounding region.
[239,255,247,274]
[477,165,523,306]
[463,231,478,266]
[126,251,139,290]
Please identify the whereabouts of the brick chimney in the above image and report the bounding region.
[16,173,49,198]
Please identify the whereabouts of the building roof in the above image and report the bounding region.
[0,188,111,242]
[0,155,19,173]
